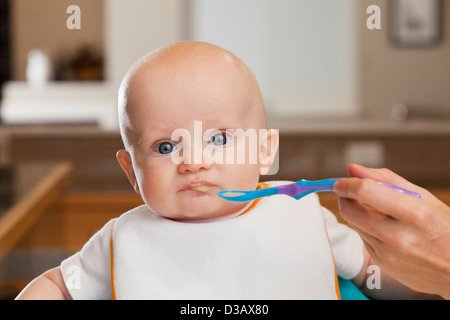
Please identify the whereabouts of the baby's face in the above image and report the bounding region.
[118,45,270,220]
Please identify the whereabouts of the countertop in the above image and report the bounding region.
[1,119,450,137]
[267,118,450,136]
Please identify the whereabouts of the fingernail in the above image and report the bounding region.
[333,180,343,196]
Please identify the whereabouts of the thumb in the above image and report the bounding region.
[346,163,414,189]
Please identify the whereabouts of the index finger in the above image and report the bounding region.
[343,163,437,204]
[346,164,421,193]
[334,177,424,221]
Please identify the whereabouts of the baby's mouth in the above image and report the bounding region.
[180,180,215,193]
[190,185,211,192]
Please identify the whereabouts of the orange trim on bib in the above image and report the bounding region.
[238,182,270,217]
[110,221,117,300]
[322,216,341,300]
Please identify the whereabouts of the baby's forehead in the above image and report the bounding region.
[119,42,266,147]
[129,48,249,101]
[135,50,242,88]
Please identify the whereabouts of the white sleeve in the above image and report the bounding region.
[60,218,116,299]
[321,206,364,280]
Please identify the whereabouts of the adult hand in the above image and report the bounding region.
[334,164,450,299]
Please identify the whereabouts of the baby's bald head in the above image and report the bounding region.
[117,41,266,151]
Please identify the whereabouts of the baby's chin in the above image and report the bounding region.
[151,195,246,221]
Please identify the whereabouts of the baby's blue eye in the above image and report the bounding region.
[156,142,175,154]
[210,133,228,146]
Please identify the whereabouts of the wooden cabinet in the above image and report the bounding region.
[3,125,129,192]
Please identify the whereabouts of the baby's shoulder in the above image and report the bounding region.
[115,204,158,226]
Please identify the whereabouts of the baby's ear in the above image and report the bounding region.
[258,129,279,175]
[116,150,141,195]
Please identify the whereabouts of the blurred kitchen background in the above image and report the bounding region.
[0,0,449,298]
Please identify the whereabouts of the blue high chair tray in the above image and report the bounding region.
[338,277,369,300]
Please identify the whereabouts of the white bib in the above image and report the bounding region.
[111,191,340,299]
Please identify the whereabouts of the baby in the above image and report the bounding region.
[17,42,421,299]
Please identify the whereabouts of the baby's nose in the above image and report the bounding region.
[177,160,212,174]
[174,139,214,173]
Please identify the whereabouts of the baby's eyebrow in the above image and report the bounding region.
[144,127,174,138]
[136,129,169,146]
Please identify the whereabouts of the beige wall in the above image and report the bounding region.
[358,0,450,119]
[10,1,450,120]
[10,0,104,81]
[104,0,187,84]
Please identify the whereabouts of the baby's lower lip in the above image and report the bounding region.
[181,185,214,192]
[180,180,215,192]
[179,182,216,193]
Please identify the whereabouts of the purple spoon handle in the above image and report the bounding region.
[376,181,421,198]
[331,178,421,198]
[277,178,421,199]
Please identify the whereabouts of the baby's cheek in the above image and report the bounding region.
[144,175,166,196]
[235,164,260,186]
[139,185,172,216]
[136,171,162,201]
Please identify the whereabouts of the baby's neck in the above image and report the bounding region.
[173,202,253,224]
